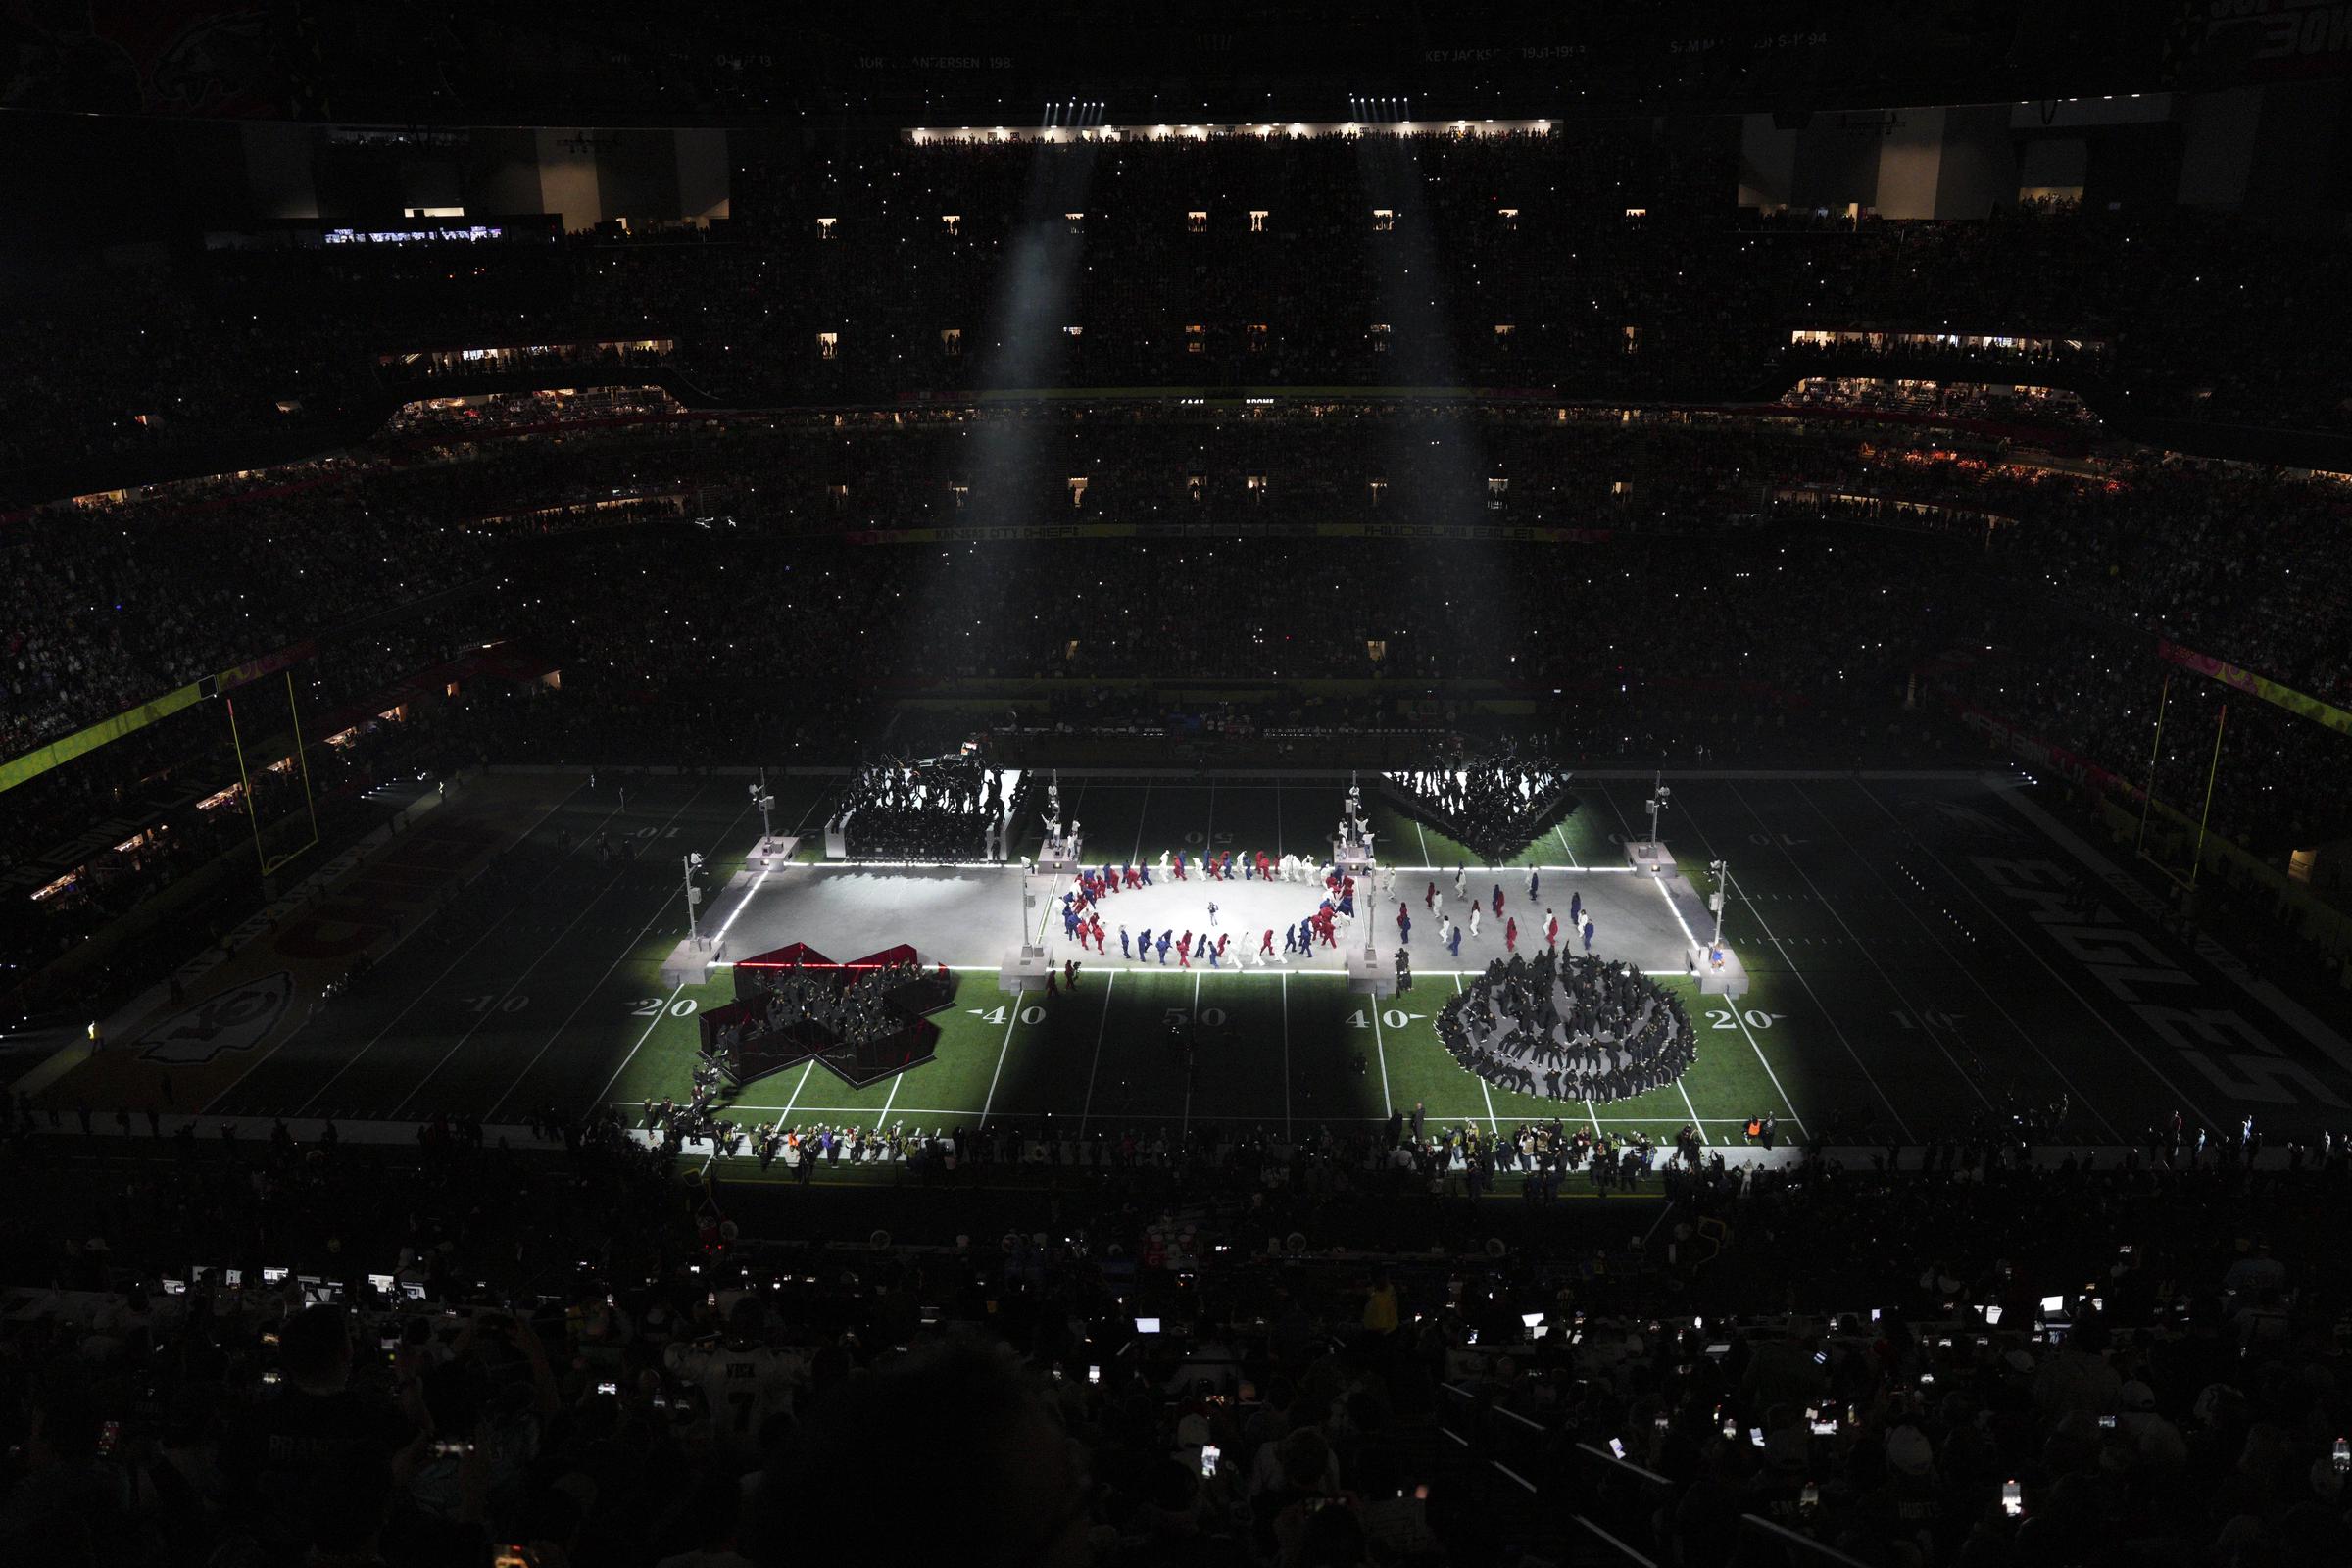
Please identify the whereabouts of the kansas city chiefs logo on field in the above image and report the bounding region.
[138,973,294,1065]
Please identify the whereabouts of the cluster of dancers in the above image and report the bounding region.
[1437,949,1695,1105]
[1054,849,1390,970]
[1396,864,1597,960]
[835,748,1017,859]
[1387,748,1569,865]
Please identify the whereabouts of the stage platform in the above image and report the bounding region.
[682,857,1694,991]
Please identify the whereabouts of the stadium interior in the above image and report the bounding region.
[5,5,2352,1566]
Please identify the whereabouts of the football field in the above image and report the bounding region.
[101,766,2351,1169]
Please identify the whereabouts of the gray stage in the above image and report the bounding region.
[691,859,1699,983]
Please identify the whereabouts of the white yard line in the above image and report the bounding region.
[868,1070,903,1129]
[1451,975,1499,1136]
[1368,992,1395,1115]
[768,1061,815,1135]
[592,981,684,1108]
[228,792,624,1117]
[1642,855,1809,1138]
[975,999,1025,1129]
[1181,970,1201,1142]
[1279,972,1293,1139]
[1553,819,1582,869]
[1129,784,1151,865]
[488,791,760,1117]
[1790,779,2120,1143]
[1725,781,1994,1119]
[1867,778,2224,1133]
[1076,971,1117,1136]
[1658,786,1862,1142]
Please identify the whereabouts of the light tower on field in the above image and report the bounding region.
[750,777,775,843]
[1643,776,1671,866]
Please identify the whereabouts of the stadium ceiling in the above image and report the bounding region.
[3,1,2338,126]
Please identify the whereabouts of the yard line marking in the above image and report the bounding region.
[975,995,1024,1130]
[1453,974,1499,1136]
[1655,783,1870,1141]
[205,778,597,1110]
[1274,777,1284,858]
[1594,778,1646,859]
[1414,818,1432,862]
[281,794,635,1117]
[592,981,682,1110]
[1076,971,1117,1136]
[632,1099,1781,1124]
[1279,971,1293,1140]
[1129,784,1151,865]
[1854,777,2222,1133]
[1553,810,1582,870]
[769,1061,815,1136]
[1629,863,1759,1144]
[1202,779,1216,861]
[1368,988,1395,1115]
[1181,970,1200,1144]
[1672,1052,1710,1143]
[488,788,760,1119]
[1791,779,2120,1143]
[869,1070,903,1129]
[1726,781,1995,1119]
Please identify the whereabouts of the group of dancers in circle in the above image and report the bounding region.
[1054,846,1393,974]
[1437,948,1695,1105]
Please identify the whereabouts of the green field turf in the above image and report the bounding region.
[205,769,2352,1164]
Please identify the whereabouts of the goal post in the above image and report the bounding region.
[224,669,323,880]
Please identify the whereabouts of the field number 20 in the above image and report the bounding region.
[1706,1007,1778,1030]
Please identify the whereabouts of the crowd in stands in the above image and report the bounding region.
[1779,376,2100,433]
[7,132,2352,500]
[7,1076,2352,1568]
[15,391,2352,1019]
